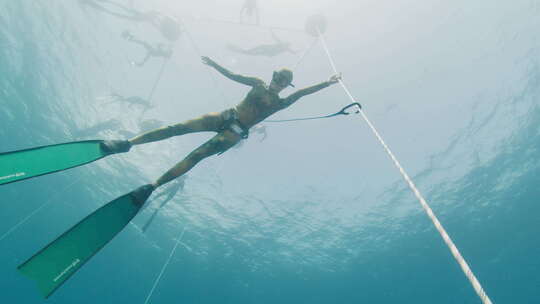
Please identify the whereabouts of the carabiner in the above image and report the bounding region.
[338,102,362,115]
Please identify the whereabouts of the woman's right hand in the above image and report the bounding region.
[328,73,342,84]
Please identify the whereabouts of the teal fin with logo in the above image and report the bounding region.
[0,140,131,186]
[18,184,154,298]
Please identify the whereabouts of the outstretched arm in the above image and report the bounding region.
[282,74,341,108]
[202,56,263,87]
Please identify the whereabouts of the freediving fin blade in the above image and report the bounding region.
[17,184,154,298]
[0,140,131,186]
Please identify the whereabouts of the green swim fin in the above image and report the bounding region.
[0,140,131,186]
[18,184,154,298]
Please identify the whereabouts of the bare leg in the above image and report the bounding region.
[153,131,240,187]
[129,112,223,145]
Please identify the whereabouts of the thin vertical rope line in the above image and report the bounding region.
[138,55,171,121]
[293,38,319,71]
[0,176,81,242]
[317,29,493,304]
[143,226,187,304]
[146,56,170,104]
[181,21,229,105]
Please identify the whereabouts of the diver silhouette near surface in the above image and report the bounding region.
[105,92,153,110]
[240,0,260,25]
[79,0,182,41]
[122,31,173,66]
[227,31,295,57]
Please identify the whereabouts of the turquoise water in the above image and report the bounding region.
[1,1,539,303]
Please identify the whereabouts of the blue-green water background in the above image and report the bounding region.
[1,0,539,303]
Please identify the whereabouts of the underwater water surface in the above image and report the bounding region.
[1,1,539,303]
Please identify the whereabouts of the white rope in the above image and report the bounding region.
[317,30,493,304]
[0,176,81,242]
[143,225,187,304]
[146,56,170,105]
[181,21,229,106]
[293,38,319,71]
[138,55,171,121]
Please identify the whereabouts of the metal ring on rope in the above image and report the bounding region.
[143,225,187,304]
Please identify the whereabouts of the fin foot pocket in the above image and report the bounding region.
[0,140,110,185]
[100,140,132,154]
[130,184,155,206]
